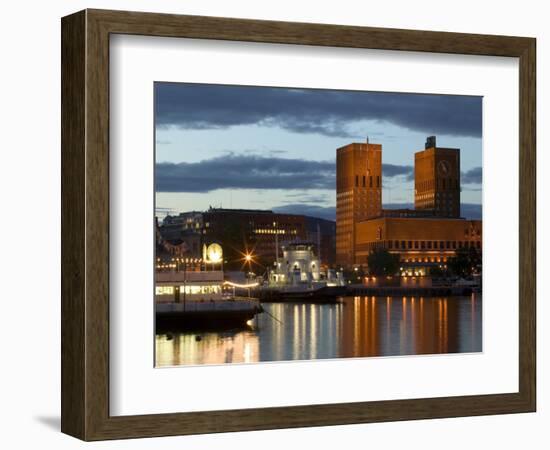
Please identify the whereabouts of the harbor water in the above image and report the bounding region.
[155,294,482,367]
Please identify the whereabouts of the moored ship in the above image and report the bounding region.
[259,242,346,303]
[155,244,263,329]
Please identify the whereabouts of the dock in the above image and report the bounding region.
[346,285,475,297]
[256,286,347,304]
[254,284,475,304]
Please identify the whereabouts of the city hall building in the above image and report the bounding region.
[336,136,482,272]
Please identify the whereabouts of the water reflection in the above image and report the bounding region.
[155,295,482,367]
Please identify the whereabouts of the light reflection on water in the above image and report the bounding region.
[155,295,482,367]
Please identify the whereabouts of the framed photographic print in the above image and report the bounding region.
[61,9,536,440]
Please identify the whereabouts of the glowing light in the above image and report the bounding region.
[206,243,223,263]
[223,281,259,288]
[245,254,252,262]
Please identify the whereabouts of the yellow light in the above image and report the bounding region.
[223,281,259,288]
[245,254,252,262]
[206,243,223,263]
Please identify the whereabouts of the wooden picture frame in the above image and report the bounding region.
[61,8,536,441]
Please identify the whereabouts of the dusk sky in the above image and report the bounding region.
[155,83,482,221]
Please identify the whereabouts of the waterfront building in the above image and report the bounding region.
[336,141,382,267]
[354,217,482,275]
[336,136,482,271]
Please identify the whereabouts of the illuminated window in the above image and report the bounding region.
[155,286,174,295]
[181,285,221,295]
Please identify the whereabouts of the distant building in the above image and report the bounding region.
[202,208,307,269]
[161,211,204,239]
[157,211,204,259]
[336,136,482,271]
[157,208,337,270]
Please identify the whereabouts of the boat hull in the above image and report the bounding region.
[156,300,263,330]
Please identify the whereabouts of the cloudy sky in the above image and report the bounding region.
[155,82,482,221]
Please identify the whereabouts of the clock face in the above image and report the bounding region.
[437,160,451,177]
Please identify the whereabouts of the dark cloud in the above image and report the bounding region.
[268,149,288,155]
[462,167,482,184]
[383,164,414,181]
[155,83,482,138]
[156,154,413,192]
[284,193,330,204]
[382,165,483,185]
[272,204,336,221]
[156,154,335,192]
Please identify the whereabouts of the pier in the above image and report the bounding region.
[346,284,475,297]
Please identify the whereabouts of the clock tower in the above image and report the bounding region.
[414,136,460,218]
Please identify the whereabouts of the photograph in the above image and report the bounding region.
[153,82,483,367]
